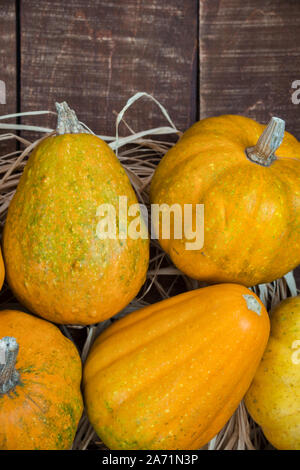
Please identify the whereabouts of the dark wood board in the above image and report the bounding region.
[20,0,198,137]
[199,0,300,137]
[0,0,17,153]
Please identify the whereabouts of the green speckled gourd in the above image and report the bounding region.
[2,102,149,324]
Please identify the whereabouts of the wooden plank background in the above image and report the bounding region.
[200,0,300,136]
[1,0,300,285]
[1,0,300,135]
[20,0,198,136]
[0,0,17,152]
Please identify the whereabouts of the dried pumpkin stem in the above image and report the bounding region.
[55,101,88,135]
[246,117,285,166]
[0,337,20,394]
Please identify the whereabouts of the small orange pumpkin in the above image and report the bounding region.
[150,115,300,286]
[83,283,270,450]
[0,310,83,450]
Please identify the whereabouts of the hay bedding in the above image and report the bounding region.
[0,93,297,450]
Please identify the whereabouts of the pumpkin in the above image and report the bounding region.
[83,283,270,450]
[0,309,83,450]
[0,248,4,291]
[245,296,300,450]
[2,102,149,325]
[150,115,300,286]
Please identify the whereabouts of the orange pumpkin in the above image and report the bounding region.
[83,283,270,450]
[0,310,83,450]
[0,248,4,291]
[150,115,300,286]
[2,102,149,325]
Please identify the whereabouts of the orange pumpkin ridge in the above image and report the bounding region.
[83,283,270,450]
[150,114,300,286]
[0,248,4,291]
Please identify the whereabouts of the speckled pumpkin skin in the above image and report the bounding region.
[0,310,83,450]
[0,248,4,291]
[3,134,149,324]
[150,115,300,286]
[83,283,270,450]
[245,296,300,450]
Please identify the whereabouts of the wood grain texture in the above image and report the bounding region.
[0,0,17,152]
[199,0,300,137]
[20,0,198,136]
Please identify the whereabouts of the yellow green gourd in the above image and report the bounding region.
[2,102,149,325]
[245,296,300,450]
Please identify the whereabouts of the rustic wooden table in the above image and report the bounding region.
[1,0,300,286]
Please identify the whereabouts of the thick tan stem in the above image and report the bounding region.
[0,337,20,394]
[246,117,285,166]
[55,101,88,135]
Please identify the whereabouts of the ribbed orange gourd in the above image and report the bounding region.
[2,102,149,324]
[0,248,4,291]
[0,310,83,450]
[245,296,300,450]
[83,283,270,450]
[150,115,300,286]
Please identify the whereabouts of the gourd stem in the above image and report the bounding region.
[246,117,285,166]
[0,337,20,394]
[55,101,88,135]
